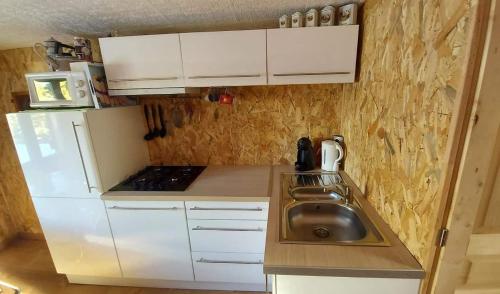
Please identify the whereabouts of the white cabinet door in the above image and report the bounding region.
[105,201,194,281]
[273,275,420,294]
[32,197,121,277]
[180,30,267,86]
[99,34,184,90]
[267,26,359,85]
[7,111,100,198]
[188,219,267,253]
[192,252,265,284]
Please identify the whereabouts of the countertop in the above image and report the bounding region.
[263,165,425,279]
[102,165,272,202]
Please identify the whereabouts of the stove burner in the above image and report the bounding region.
[111,166,206,192]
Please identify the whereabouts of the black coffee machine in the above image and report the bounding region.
[295,137,316,171]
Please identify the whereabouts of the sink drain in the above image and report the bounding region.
[313,226,330,238]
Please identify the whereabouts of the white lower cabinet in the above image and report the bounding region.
[272,275,421,294]
[186,201,269,289]
[32,197,121,277]
[192,252,265,284]
[105,201,194,281]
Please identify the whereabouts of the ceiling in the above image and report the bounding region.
[0,0,363,50]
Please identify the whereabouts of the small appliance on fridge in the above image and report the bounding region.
[6,106,149,277]
[25,62,136,109]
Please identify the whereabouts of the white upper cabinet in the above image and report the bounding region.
[99,34,185,90]
[267,26,359,85]
[180,30,267,87]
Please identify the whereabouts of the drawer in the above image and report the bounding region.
[185,201,268,220]
[188,219,266,253]
[105,200,185,209]
[192,252,265,284]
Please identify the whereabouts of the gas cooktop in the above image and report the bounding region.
[110,166,206,192]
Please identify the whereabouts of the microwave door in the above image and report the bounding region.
[33,78,71,102]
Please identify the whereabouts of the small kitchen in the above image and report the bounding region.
[1,1,497,294]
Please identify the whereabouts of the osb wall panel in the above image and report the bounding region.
[143,85,343,165]
[338,0,470,270]
[0,48,46,243]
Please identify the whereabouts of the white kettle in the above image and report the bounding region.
[321,140,344,172]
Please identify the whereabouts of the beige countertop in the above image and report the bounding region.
[264,165,425,279]
[102,165,272,202]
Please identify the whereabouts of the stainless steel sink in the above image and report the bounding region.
[289,186,345,202]
[280,173,389,246]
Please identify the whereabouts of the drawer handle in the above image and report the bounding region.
[109,77,179,82]
[190,207,264,211]
[188,74,261,79]
[107,206,182,211]
[273,71,351,77]
[196,258,263,265]
[192,226,263,232]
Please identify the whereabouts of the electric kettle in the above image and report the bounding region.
[321,140,344,172]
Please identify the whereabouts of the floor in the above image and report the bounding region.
[0,239,263,294]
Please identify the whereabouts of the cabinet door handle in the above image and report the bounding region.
[109,77,179,82]
[196,258,263,265]
[187,74,261,79]
[71,122,96,194]
[192,226,263,232]
[107,206,182,211]
[190,207,264,211]
[273,71,351,77]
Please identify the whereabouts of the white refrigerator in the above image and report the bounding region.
[6,106,149,277]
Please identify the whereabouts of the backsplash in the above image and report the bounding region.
[142,85,342,165]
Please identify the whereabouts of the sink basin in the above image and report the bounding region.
[280,172,389,246]
[289,187,345,202]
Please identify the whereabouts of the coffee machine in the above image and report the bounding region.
[295,137,316,171]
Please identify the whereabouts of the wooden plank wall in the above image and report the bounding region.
[337,0,471,275]
[0,48,46,244]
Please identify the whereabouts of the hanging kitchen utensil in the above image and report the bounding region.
[172,104,184,128]
[151,104,161,138]
[208,88,220,102]
[219,88,234,105]
[185,102,194,123]
[158,104,167,137]
[143,105,155,141]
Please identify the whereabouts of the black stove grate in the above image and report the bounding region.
[110,166,206,191]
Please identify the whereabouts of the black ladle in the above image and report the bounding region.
[151,104,161,138]
[143,105,155,141]
[158,105,167,137]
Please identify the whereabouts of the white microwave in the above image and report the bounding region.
[26,71,95,108]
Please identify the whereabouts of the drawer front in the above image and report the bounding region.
[192,252,265,284]
[188,219,267,253]
[186,201,268,220]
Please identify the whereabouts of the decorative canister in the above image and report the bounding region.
[338,3,358,25]
[291,12,304,28]
[279,14,291,28]
[305,9,319,27]
[320,5,335,26]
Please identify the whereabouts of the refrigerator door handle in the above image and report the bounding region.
[71,121,96,193]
